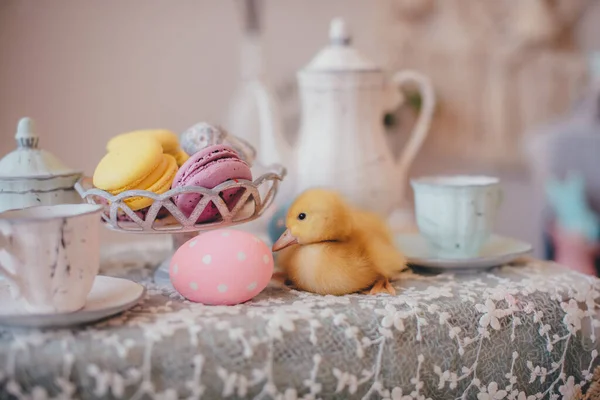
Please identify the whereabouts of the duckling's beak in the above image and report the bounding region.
[272,229,298,252]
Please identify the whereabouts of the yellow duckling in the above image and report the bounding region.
[272,188,407,295]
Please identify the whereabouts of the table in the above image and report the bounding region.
[1,244,599,399]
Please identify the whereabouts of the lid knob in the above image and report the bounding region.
[329,17,351,46]
[15,117,39,149]
[302,17,377,72]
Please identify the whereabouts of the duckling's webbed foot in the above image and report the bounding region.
[271,271,287,284]
[368,277,396,296]
[271,271,295,290]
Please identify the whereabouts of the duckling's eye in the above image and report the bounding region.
[298,213,306,221]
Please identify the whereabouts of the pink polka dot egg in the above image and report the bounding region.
[169,229,274,305]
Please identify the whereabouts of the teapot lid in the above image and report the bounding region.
[0,117,80,178]
[303,17,379,72]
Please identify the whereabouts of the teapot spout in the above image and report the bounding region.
[252,81,295,168]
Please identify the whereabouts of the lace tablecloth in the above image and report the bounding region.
[1,245,599,400]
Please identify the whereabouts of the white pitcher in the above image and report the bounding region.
[276,18,436,216]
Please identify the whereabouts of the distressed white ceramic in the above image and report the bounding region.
[0,275,145,328]
[411,175,503,258]
[0,204,103,314]
[395,233,532,271]
[0,117,83,213]
[284,17,436,216]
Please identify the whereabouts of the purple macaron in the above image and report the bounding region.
[172,144,252,223]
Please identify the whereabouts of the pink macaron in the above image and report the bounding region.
[172,144,252,223]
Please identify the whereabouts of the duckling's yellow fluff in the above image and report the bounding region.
[272,188,407,295]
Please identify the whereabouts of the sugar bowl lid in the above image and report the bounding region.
[302,17,379,72]
[0,117,80,179]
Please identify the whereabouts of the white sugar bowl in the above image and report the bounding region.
[0,117,83,213]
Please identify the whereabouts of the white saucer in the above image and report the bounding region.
[395,233,532,271]
[0,276,145,328]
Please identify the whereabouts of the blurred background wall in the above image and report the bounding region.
[1,0,599,255]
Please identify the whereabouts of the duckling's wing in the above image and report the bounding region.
[353,210,395,244]
[351,209,406,277]
[367,239,408,278]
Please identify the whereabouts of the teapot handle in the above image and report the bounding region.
[390,70,436,179]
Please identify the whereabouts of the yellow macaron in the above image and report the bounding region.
[107,129,181,155]
[93,139,163,194]
[124,153,178,210]
[174,149,190,166]
[93,140,178,210]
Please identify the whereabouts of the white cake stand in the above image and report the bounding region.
[75,163,285,286]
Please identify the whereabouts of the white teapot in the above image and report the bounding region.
[274,18,436,216]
